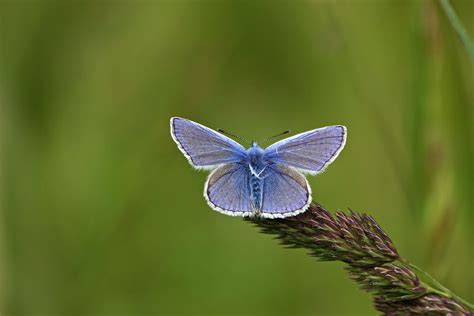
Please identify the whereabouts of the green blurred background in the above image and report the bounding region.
[1,0,473,315]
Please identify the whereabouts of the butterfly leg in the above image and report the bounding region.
[249,164,269,179]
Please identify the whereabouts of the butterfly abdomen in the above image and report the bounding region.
[249,174,263,212]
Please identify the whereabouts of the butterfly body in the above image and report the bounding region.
[170,117,347,219]
[245,142,268,212]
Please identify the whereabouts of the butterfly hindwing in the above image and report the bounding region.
[263,125,346,175]
[170,117,247,169]
[260,165,311,218]
[204,163,253,216]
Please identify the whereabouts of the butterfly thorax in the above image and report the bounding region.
[246,143,268,212]
[246,143,267,173]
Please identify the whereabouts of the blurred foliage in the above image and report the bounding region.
[0,0,472,315]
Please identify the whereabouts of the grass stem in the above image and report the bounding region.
[407,261,474,310]
[439,0,474,58]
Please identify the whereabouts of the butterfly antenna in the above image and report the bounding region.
[260,130,290,144]
[217,128,250,144]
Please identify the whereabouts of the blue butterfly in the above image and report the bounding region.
[170,117,347,219]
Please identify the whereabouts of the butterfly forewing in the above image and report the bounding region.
[263,125,346,175]
[170,117,247,169]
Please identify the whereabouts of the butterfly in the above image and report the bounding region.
[170,117,347,219]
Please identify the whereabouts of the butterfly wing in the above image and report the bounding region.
[170,117,247,169]
[260,165,311,218]
[204,163,253,216]
[263,125,346,175]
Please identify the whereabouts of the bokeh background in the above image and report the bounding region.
[1,0,473,315]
